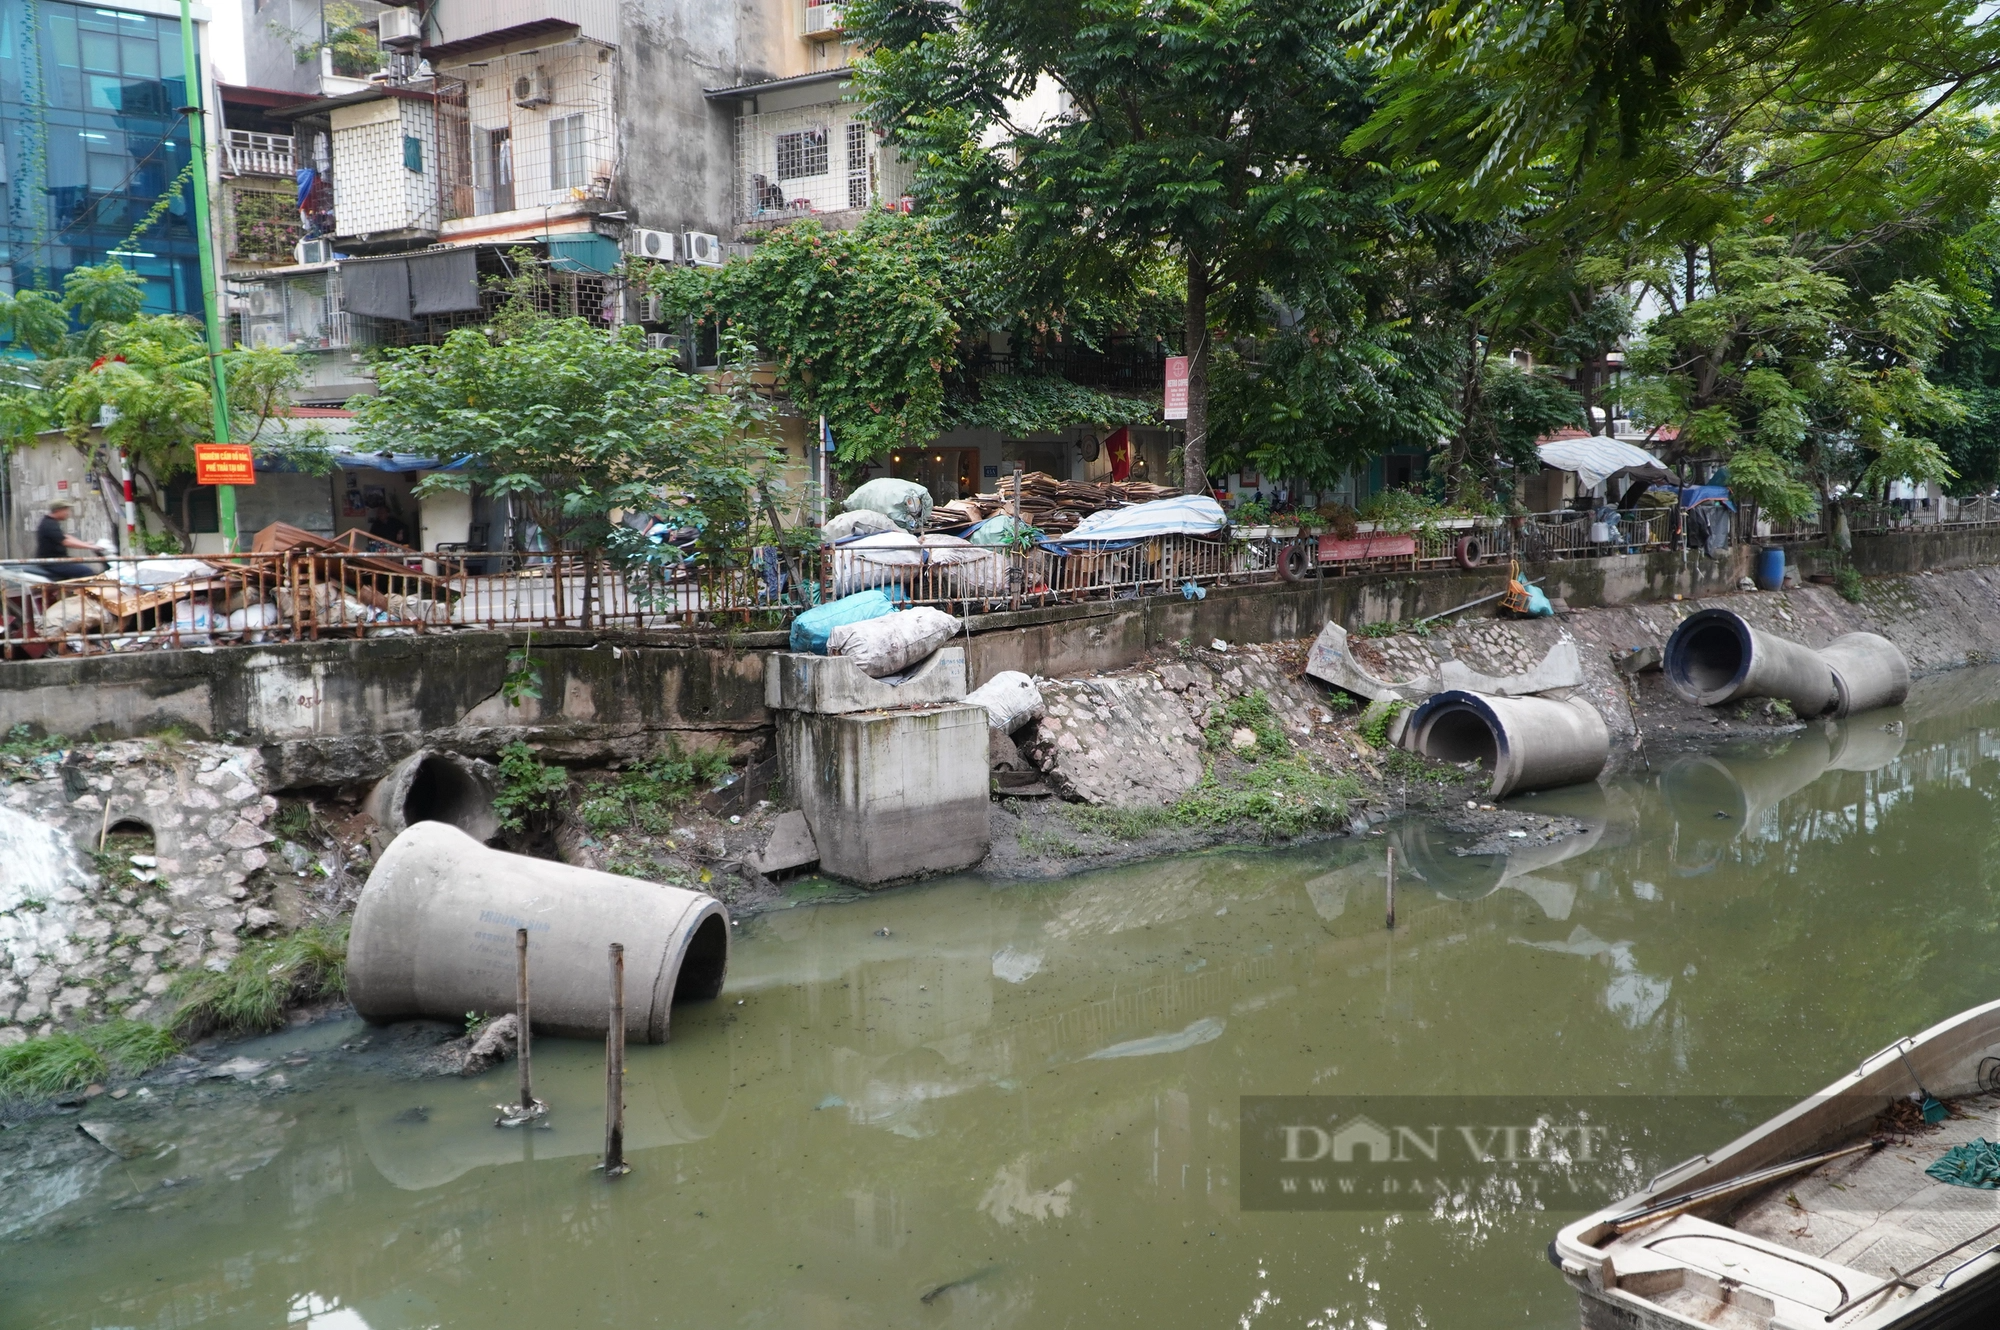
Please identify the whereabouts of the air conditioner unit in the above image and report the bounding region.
[684,231,723,267]
[295,238,334,265]
[514,70,554,109]
[644,332,675,351]
[639,291,665,323]
[377,7,421,47]
[624,228,677,262]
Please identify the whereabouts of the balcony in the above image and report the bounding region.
[800,1,845,38]
[226,130,297,178]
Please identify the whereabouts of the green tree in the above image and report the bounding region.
[0,262,324,550]
[850,0,1396,493]
[351,297,780,575]
[1618,230,1964,539]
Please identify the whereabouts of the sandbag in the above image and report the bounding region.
[789,586,906,655]
[827,606,960,678]
[969,513,1034,547]
[822,509,897,541]
[843,478,933,531]
[966,670,1044,733]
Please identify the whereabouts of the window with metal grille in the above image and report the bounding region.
[845,122,870,208]
[774,126,828,180]
[549,114,588,190]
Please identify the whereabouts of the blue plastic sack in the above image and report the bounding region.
[789,587,907,655]
[1523,584,1554,617]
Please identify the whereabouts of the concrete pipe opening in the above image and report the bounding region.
[1663,608,1836,716]
[363,749,500,843]
[347,822,729,1043]
[1403,690,1610,799]
[1819,632,1911,718]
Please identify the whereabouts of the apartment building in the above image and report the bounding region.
[0,0,217,316]
[216,0,899,395]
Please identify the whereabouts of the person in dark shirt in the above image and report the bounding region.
[366,506,409,547]
[34,501,106,580]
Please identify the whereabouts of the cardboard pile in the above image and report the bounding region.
[932,473,1180,533]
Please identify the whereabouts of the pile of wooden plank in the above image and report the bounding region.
[932,474,1181,533]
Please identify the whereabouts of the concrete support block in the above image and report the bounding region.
[778,703,991,884]
[749,809,820,873]
[765,646,967,714]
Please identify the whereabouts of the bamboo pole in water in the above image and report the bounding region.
[603,943,628,1177]
[516,929,534,1111]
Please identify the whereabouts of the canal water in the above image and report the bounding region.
[6,670,2000,1329]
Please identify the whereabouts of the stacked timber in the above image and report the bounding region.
[931,474,1181,533]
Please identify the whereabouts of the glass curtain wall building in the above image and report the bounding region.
[0,0,201,316]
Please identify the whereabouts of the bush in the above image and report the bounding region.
[575,742,735,835]
[170,922,348,1038]
[492,742,570,833]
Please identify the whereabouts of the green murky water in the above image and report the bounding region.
[7,671,2000,1329]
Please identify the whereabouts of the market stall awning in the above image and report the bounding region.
[1535,435,1674,490]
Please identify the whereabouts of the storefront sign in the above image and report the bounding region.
[1164,356,1189,420]
[194,443,256,486]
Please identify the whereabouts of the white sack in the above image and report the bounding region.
[827,606,961,679]
[965,670,1044,733]
[823,509,898,541]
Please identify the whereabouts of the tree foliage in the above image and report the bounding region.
[850,0,1402,492]
[352,290,779,568]
[0,262,323,550]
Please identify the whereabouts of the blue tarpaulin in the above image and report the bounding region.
[1050,495,1227,544]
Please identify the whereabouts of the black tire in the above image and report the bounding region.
[1277,541,1311,582]
[1453,535,1484,570]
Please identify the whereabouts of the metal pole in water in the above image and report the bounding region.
[1385,844,1397,930]
[516,928,534,1111]
[603,942,628,1178]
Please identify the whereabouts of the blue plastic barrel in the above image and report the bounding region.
[1754,546,1785,591]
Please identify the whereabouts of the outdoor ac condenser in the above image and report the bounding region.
[684,232,724,266]
[377,7,422,46]
[624,228,678,262]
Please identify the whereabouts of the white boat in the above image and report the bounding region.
[1552,999,2000,1329]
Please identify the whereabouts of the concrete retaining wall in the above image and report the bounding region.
[0,542,1758,790]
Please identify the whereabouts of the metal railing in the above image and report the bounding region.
[225,130,296,178]
[0,505,1763,659]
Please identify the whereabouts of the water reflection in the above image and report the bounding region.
[6,669,2000,1330]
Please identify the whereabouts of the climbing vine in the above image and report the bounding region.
[646,213,959,470]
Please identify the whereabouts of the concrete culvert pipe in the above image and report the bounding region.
[1663,608,1837,716]
[348,822,729,1042]
[1818,632,1910,718]
[362,749,501,842]
[1402,690,1610,799]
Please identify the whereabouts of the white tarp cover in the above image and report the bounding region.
[1055,495,1227,543]
[1535,436,1674,490]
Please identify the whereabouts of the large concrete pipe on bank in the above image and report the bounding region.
[348,822,729,1042]
[362,749,501,842]
[1818,633,1911,718]
[1663,609,1912,718]
[1401,690,1611,799]
[1663,609,1839,716]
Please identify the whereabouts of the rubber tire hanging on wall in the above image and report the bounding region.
[1453,535,1485,570]
[1277,541,1312,583]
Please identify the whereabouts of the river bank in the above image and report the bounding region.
[2,564,1990,1081]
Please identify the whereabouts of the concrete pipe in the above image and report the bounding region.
[1818,632,1911,718]
[1663,608,1837,716]
[348,822,729,1042]
[362,749,501,842]
[1402,690,1611,799]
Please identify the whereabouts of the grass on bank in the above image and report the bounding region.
[0,921,352,1100]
